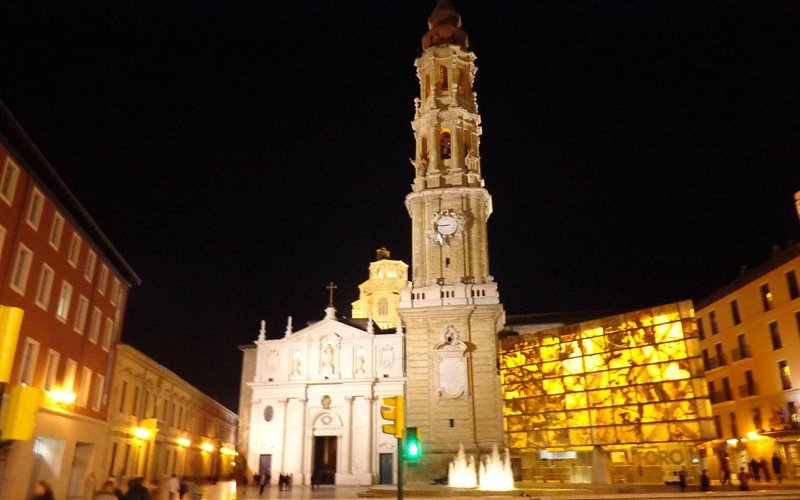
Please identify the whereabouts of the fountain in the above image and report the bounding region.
[447,443,514,491]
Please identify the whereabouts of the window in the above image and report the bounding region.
[0,157,20,205]
[377,298,388,316]
[93,374,105,410]
[761,283,774,311]
[722,377,732,400]
[88,307,102,344]
[61,359,77,393]
[744,369,756,396]
[713,415,722,438]
[424,70,430,98]
[44,350,60,391]
[34,264,55,309]
[730,412,739,437]
[753,407,763,431]
[458,67,468,95]
[787,270,800,300]
[119,381,128,413]
[19,338,40,386]
[702,348,711,370]
[26,187,45,229]
[97,265,109,295]
[715,343,726,366]
[735,333,750,360]
[796,311,800,338]
[9,243,33,294]
[46,213,65,250]
[770,321,783,350]
[438,65,448,90]
[84,250,97,282]
[73,295,89,334]
[709,310,719,335]
[77,366,92,407]
[132,386,140,417]
[779,360,792,390]
[55,280,73,322]
[707,380,716,400]
[110,278,121,306]
[440,131,452,160]
[697,317,705,340]
[102,318,114,351]
[67,233,81,267]
[730,300,741,325]
[0,224,6,262]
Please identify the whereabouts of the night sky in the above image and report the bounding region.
[3,1,799,411]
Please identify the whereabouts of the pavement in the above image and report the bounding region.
[226,479,800,500]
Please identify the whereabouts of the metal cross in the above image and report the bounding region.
[326,281,338,307]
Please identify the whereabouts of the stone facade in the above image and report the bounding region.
[398,2,506,480]
[351,248,409,331]
[245,308,405,485]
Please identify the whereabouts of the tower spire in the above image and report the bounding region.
[422,0,469,49]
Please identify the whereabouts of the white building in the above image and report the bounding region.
[244,307,405,486]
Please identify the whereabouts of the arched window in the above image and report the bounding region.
[378,298,388,316]
[439,66,448,90]
[424,70,431,98]
[440,131,452,160]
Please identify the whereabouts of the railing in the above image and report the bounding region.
[705,355,727,370]
[737,383,759,397]
[709,390,734,404]
[730,345,752,362]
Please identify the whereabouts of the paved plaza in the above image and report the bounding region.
[224,480,800,500]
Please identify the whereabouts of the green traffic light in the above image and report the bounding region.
[407,442,419,458]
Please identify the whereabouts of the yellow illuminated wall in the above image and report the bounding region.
[500,301,715,450]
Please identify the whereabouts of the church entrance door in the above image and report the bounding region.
[379,453,393,484]
[312,436,337,484]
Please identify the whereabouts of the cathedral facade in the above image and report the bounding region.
[244,309,405,486]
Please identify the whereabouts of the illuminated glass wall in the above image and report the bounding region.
[500,301,715,451]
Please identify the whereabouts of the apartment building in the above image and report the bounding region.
[696,244,800,479]
[0,102,140,499]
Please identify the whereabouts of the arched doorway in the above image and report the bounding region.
[311,411,343,485]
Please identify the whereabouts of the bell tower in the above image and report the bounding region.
[399,0,505,477]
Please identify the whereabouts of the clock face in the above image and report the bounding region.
[437,215,459,235]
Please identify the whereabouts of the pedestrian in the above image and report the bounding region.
[258,472,268,495]
[677,468,687,492]
[720,453,731,485]
[95,481,119,500]
[700,469,710,492]
[32,480,55,500]
[738,467,750,491]
[760,457,771,482]
[749,458,760,482]
[772,452,783,483]
[122,478,149,500]
[167,475,180,500]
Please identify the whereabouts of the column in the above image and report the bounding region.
[278,398,289,473]
[298,397,308,483]
[344,396,355,474]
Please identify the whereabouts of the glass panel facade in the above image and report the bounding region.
[500,302,715,450]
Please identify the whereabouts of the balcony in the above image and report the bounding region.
[737,383,759,398]
[730,345,752,362]
[705,355,727,371]
[709,390,735,404]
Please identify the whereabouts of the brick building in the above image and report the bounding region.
[0,102,140,499]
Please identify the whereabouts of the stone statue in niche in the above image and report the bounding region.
[354,348,366,374]
[434,325,468,400]
[291,350,303,376]
[321,341,336,375]
[266,350,278,374]
[381,346,394,369]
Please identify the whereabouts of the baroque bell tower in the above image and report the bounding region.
[399,0,505,476]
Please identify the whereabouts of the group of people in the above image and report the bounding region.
[719,452,784,491]
[31,474,187,500]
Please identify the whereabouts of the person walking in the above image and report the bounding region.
[32,480,55,500]
[720,453,731,486]
[738,467,750,491]
[749,458,761,482]
[677,468,687,492]
[167,475,180,500]
[760,457,771,482]
[700,469,711,492]
[122,478,149,500]
[772,452,783,483]
[95,481,119,500]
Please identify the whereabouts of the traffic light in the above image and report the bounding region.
[380,395,404,438]
[405,427,421,461]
